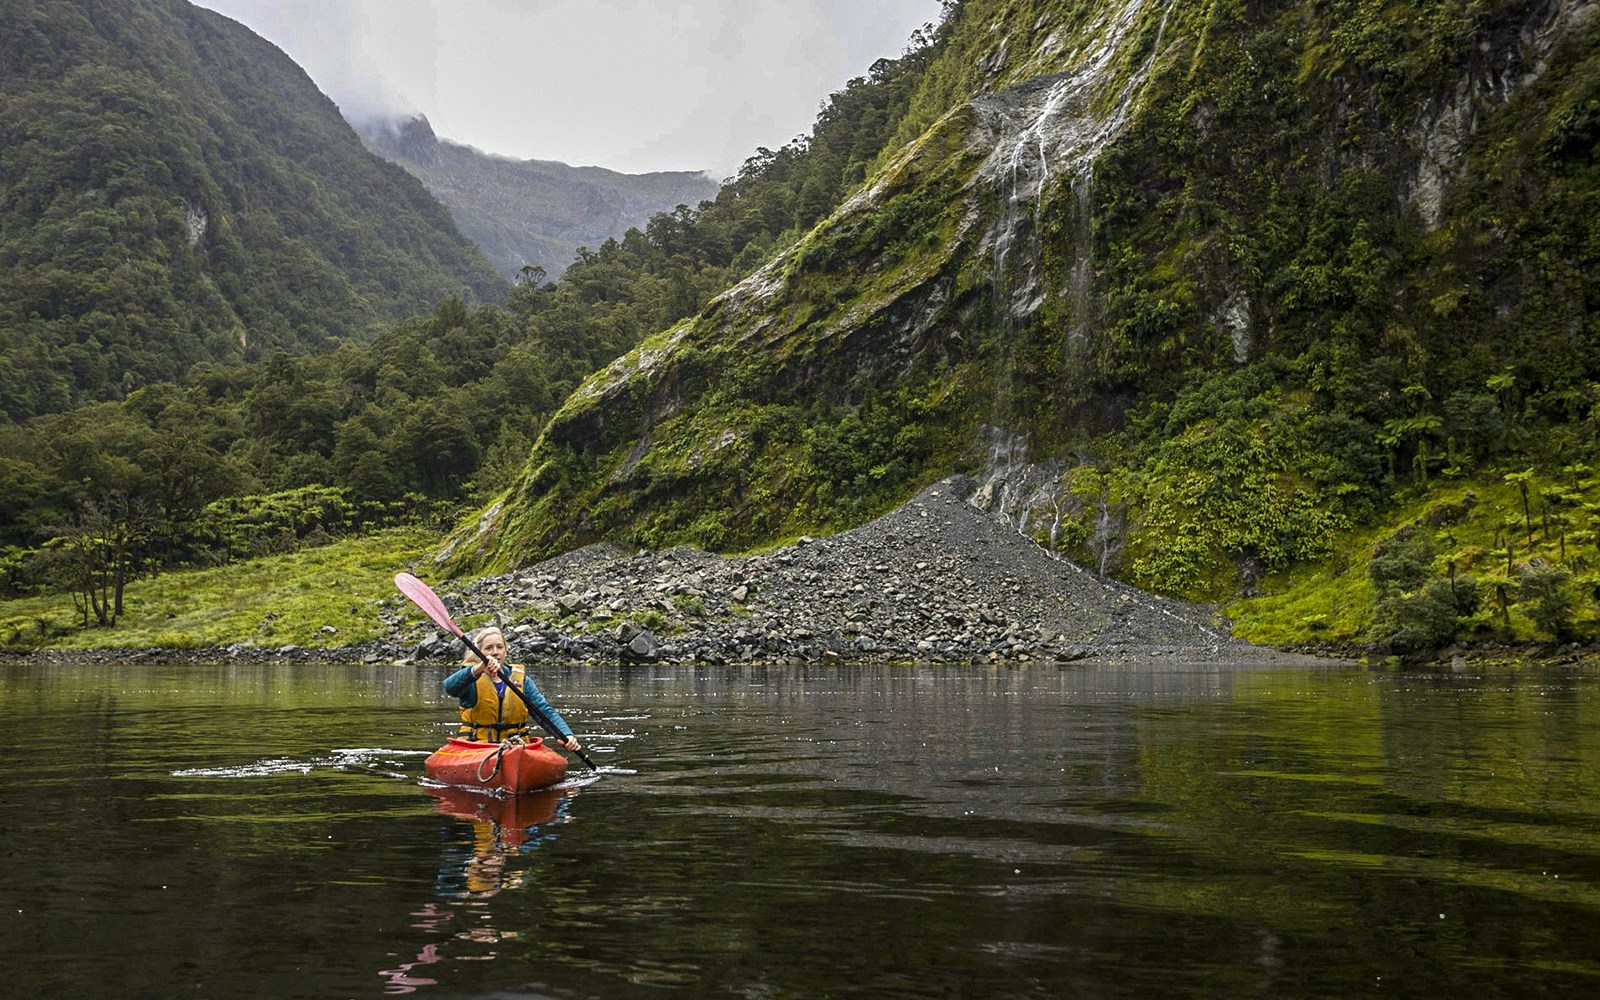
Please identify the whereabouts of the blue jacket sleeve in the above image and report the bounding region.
[442,666,478,705]
[523,675,574,739]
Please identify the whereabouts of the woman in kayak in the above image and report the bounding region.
[442,626,581,750]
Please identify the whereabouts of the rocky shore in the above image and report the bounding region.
[389,475,1329,667]
[6,477,1353,669]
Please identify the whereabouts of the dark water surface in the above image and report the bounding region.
[3,661,1600,998]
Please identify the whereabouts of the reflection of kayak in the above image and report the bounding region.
[423,737,568,794]
[425,782,564,844]
[426,782,563,827]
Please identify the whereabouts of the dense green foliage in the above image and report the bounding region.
[1055,0,1600,635]
[0,282,674,599]
[1232,465,1600,650]
[0,0,504,420]
[0,526,429,650]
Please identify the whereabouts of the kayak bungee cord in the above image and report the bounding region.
[475,735,527,784]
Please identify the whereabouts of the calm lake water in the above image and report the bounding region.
[2,660,1599,998]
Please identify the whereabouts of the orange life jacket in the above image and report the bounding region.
[457,665,531,742]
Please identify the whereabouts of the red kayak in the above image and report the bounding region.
[424,737,568,794]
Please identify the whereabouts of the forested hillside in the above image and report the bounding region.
[0,24,940,627]
[441,0,1600,650]
[0,0,504,420]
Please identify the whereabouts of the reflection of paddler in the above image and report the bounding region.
[382,785,579,993]
[463,833,521,897]
[430,783,578,901]
[377,942,442,993]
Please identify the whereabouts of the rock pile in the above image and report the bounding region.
[398,476,1282,666]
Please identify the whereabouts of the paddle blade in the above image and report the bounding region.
[394,572,464,637]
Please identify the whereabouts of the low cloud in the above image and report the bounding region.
[195,0,425,126]
[194,0,943,175]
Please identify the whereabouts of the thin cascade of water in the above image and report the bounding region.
[1067,166,1095,346]
[970,425,1067,551]
[976,0,1176,543]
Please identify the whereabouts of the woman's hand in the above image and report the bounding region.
[473,656,504,678]
[559,736,582,752]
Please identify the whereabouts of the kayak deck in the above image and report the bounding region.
[423,737,568,794]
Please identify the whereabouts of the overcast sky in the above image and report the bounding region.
[193,0,944,178]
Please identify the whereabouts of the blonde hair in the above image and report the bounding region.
[462,625,507,666]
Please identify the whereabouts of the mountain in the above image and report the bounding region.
[0,0,505,420]
[358,115,720,281]
[0,40,935,571]
[443,0,1600,602]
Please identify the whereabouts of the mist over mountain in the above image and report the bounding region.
[358,114,720,280]
[0,0,504,419]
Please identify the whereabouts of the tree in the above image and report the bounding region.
[1369,529,1435,596]
[49,495,154,625]
[141,405,242,530]
[1442,391,1505,466]
[1486,369,1519,426]
[1504,469,1536,545]
[472,422,534,503]
[402,400,482,497]
[1520,565,1576,641]
[1478,572,1517,633]
[1371,578,1461,652]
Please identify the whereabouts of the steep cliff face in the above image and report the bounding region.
[446,0,1600,588]
[360,115,719,280]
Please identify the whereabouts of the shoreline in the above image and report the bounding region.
[6,478,1594,671]
[3,640,1594,670]
[0,639,1345,668]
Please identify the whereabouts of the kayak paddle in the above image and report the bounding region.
[394,572,597,772]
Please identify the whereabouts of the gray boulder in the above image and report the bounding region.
[623,630,661,662]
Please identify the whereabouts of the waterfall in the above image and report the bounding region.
[969,426,1067,549]
[972,0,1175,539]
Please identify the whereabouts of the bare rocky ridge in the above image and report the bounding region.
[359,115,719,280]
[402,477,1323,666]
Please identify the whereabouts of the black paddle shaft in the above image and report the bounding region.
[460,632,598,772]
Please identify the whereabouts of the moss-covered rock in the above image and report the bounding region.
[444,0,1600,655]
